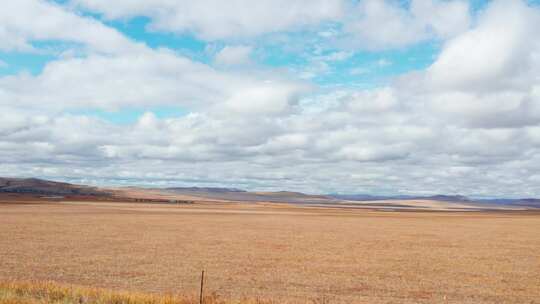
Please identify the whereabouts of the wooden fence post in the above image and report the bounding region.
[199,270,205,304]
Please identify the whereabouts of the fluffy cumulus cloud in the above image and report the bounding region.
[69,0,470,49]
[426,0,540,128]
[343,0,471,49]
[0,49,305,112]
[0,0,138,53]
[70,0,346,40]
[214,45,253,66]
[1,0,540,197]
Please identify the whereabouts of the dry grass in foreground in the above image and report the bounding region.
[2,201,540,303]
[0,281,289,304]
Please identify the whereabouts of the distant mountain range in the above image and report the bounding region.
[329,194,470,202]
[162,187,334,204]
[163,187,540,208]
[166,187,246,193]
[474,198,540,208]
[1,177,539,209]
[328,193,540,208]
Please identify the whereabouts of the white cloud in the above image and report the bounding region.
[214,45,253,66]
[428,0,540,91]
[425,0,540,128]
[66,0,475,52]
[71,0,346,40]
[429,90,540,128]
[0,48,306,113]
[0,60,7,68]
[222,82,307,116]
[0,0,139,53]
[345,87,398,113]
[344,0,471,50]
[337,143,410,162]
[409,0,472,38]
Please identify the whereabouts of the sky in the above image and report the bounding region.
[1,0,540,197]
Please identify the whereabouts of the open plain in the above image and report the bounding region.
[1,199,539,303]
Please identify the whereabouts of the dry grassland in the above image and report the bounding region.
[1,200,539,303]
[0,281,231,304]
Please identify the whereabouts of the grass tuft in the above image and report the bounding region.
[0,282,237,304]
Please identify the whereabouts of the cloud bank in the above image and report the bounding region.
[1,0,540,197]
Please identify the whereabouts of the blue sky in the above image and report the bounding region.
[2,0,540,197]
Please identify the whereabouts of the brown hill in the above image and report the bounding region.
[0,177,109,197]
[162,187,336,204]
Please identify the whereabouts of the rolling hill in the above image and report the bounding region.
[0,177,110,197]
[1,177,539,210]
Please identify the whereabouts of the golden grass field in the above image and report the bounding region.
[0,281,231,304]
[1,200,539,303]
